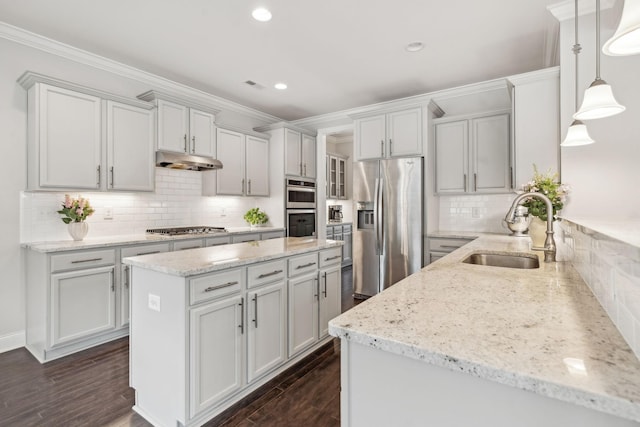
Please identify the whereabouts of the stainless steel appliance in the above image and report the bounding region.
[146,226,227,235]
[353,157,423,298]
[328,205,343,222]
[286,178,316,209]
[155,151,223,171]
[286,209,316,237]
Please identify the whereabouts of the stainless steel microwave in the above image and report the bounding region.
[286,178,316,209]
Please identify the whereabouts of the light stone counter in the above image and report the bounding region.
[124,237,343,277]
[329,233,640,422]
[21,227,286,253]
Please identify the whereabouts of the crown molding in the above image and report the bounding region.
[253,121,317,136]
[547,0,616,21]
[0,21,281,124]
[507,66,560,85]
[137,90,221,115]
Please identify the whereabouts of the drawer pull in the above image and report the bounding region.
[257,269,283,279]
[439,245,461,250]
[179,246,201,250]
[71,257,103,264]
[296,262,316,269]
[324,255,341,261]
[136,250,161,256]
[204,281,238,292]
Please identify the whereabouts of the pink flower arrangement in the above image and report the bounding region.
[57,194,95,224]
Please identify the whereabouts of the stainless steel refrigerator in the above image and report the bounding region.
[353,157,423,298]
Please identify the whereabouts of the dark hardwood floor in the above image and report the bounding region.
[0,267,357,427]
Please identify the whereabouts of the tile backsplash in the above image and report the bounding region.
[562,221,640,360]
[21,168,271,242]
[438,194,515,233]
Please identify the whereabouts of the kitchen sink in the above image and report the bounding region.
[462,252,540,269]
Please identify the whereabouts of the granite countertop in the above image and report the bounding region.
[329,234,640,422]
[123,237,343,277]
[21,227,286,253]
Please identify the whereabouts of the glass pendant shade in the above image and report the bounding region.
[603,0,640,55]
[561,120,595,146]
[573,79,626,120]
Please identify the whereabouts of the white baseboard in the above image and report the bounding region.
[0,331,25,354]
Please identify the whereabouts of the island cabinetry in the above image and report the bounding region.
[288,253,320,357]
[26,248,125,362]
[354,107,422,160]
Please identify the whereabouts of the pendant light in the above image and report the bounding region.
[573,0,625,120]
[603,0,640,55]
[563,0,596,146]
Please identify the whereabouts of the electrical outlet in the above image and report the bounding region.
[104,206,113,220]
[148,294,161,312]
[472,207,480,218]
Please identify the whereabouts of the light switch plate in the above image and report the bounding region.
[148,294,161,312]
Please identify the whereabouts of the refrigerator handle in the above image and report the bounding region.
[374,177,381,255]
[376,177,384,255]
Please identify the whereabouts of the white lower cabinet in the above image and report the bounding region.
[190,294,244,417]
[319,264,341,339]
[247,281,287,383]
[288,273,320,357]
[51,265,116,347]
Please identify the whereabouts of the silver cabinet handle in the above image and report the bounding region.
[439,245,461,250]
[179,246,200,250]
[239,297,244,334]
[463,174,467,192]
[71,258,103,264]
[191,135,196,153]
[96,165,101,188]
[304,164,307,176]
[248,179,252,195]
[110,268,115,292]
[380,140,384,157]
[299,162,303,176]
[252,294,258,328]
[314,277,319,300]
[510,166,514,189]
[109,166,114,188]
[257,270,283,279]
[136,250,161,256]
[389,139,393,156]
[242,178,245,194]
[204,281,238,292]
[296,262,316,269]
[183,134,188,152]
[474,173,477,192]
[123,265,130,288]
[323,271,327,298]
[324,255,341,261]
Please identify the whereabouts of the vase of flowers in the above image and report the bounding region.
[243,207,268,229]
[57,194,95,241]
[520,166,570,249]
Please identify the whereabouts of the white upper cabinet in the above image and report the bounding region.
[189,109,216,157]
[354,108,422,160]
[156,99,215,157]
[435,112,511,194]
[19,73,155,192]
[203,128,269,197]
[285,129,316,178]
[106,101,155,191]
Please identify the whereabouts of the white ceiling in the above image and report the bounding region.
[0,0,559,121]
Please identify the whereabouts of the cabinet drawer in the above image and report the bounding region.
[342,224,352,233]
[173,239,204,251]
[428,238,473,253]
[232,233,260,243]
[205,236,231,247]
[190,269,243,305]
[288,253,318,277]
[51,249,116,273]
[247,259,286,289]
[332,225,343,233]
[320,247,342,267]
[325,226,334,235]
[121,243,170,259]
[260,231,285,240]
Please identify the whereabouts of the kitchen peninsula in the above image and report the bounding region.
[330,233,640,427]
[123,237,343,427]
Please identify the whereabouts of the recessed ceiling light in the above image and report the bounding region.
[405,41,424,52]
[274,83,287,90]
[252,7,272,22]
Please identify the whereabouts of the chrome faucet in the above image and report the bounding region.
[505,192,556,262]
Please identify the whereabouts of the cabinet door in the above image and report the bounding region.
[120,265,131,328]
[328,156,338,198]
[355,114,386,160]
[435,120,468,194]
[106,101,155,191]
[387,108,422,157]
[189,109,216,157]
[38,84,102,189]
[190,295,244,417]
[50,266,116,347]
[338,158,346,199]
[319,265,342,339]
[288,273,319,357]
[246,135,269,196]
[301,134,316,178]
[284,129,302,176]
[216,128,245,196]
[343,232,353,264]
[471,114,510,193]
[247,281,286,383]
[157,100,189,153]
[232,233,261,243]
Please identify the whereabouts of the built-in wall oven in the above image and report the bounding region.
[286,178,316,209]
[286,209,316,237]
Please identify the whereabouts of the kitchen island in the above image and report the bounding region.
[329,234,640,427]
[124,237,343,427]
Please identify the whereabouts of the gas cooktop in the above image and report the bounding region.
[145,226,227,236]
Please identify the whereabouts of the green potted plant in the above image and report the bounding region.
[243,207,269,228]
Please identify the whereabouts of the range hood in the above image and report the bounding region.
[156,151,223,171]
